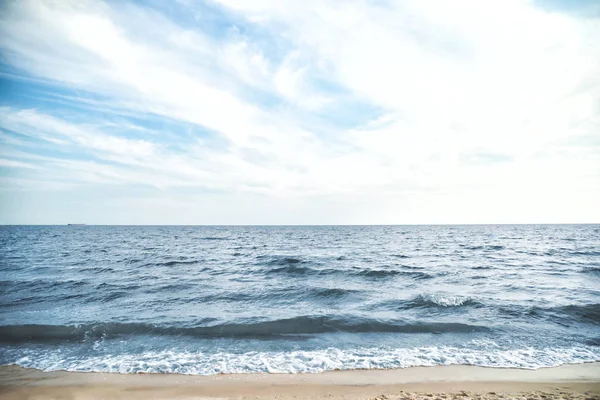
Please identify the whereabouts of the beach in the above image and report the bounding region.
[2,0,599,393]
[1,363,599,399]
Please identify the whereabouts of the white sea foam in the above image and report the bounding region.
[9,346,600,375]
[419,293,474,307]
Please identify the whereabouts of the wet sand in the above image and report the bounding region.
[0,363,599,399]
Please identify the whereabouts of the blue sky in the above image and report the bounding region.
[0,0,598,224]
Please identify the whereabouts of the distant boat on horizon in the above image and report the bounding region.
[67,223,87,226]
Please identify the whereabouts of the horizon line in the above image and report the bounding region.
[1,223,599,227]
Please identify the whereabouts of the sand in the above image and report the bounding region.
[0,363,599,400]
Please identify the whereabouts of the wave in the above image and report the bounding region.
[142,259,201,267]
[497,303,600,325]
[264,265,432,280]
[406,294,481,308]
[266,265,322,275]
[569,250,600,256]
[0,279,89,292]
[85,291,130,303]
[4,345,600,374]
[586,338,600,346]
[309,288,359,298]
[582,267,600,276]
[544,249,600,257]
[392,254,410,259]
[461,245,505,251]
[555,303,600,324]
[374,294,481,311]
[178,286,360,304]
[353,269,432,280]
[261,256,304,265]
[143,283,196,293]
[81,267,115,274]
[0,317,488,343]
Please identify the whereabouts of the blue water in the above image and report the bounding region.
[1,225,599,374]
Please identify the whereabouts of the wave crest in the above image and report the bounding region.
[4,345,600,374]
[411,294,480,308]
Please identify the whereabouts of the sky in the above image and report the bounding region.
[0,0,599,225]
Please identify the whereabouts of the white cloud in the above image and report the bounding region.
[0,158,39,169]
[0,107,156,160]
[0,0,598,223]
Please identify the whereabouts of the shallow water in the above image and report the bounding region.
[1,225,599,374]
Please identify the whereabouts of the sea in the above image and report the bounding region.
[0,225,599,375]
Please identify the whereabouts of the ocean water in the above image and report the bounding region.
[0,225,599,375]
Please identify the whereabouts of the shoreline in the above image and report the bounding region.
[1,362,599,399]
[2,360,600,378]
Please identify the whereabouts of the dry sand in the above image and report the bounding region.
[0,363,599,400]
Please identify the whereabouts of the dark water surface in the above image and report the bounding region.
[1,225,599,374]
